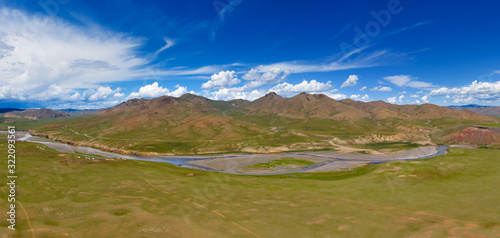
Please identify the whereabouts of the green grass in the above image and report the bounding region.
[1,139,499,237]
[246,157,316,169]
[349,142,422,151]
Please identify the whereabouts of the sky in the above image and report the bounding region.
[0,0,499,109]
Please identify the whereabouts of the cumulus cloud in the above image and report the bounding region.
[202,71,240,89]
[242,68,290,88]
[341,75,359,88]
[421,95,429,103]
[87,87,122,101]
[387,96,397,103]
[169,85,192,97]
[429,80,500,103]
[410,94,419,98]
[360,86,367,91]
[269,80,332,94]
[384,75,437,89]
[370,86,392,92]
[210,88,266,101]
[128,82,169,99]
[350,94,371,102]
[398,95,405,103]
[324,93,348,100]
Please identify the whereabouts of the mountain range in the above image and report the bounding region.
[29,92,499,155]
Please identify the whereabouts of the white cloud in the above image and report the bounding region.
[270,80,332,94]
[169,85,191,97]
[370,86,392,92]
[88,87,121,101]
[154,37,175,55]
[445,95,450,98]
[384,75,411,87]
[361,94,370,101]
[0,8,222,105]
[398,95,405,103]
[384,75,436,89]
[324,93,348,100]
[242,68,290,88]
[387,96,397,103]
[360,86,367,91]
[255,50,392,74]
[453,97,475,104]
[210,88,266,101]
[128,82,169,99]
[410,94,419,98]
[341,75,358,88]
[350,94,370,102]
[0,8,149,91]
[421,95,429,103]
[429,80,500,103]
[202,70,240,89]
[114,93,125,98]
[415,100,421,104]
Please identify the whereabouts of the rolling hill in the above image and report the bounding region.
[448,105,500,117]
[29,92,498,155]
[2,108,70,119]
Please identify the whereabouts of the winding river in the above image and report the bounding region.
[2,131,455,175]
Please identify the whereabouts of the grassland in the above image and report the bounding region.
[1,138,499,237]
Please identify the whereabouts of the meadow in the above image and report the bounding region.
[1,137,499,237]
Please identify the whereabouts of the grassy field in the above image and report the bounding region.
[246,157,315,169]
[1,138,500,237]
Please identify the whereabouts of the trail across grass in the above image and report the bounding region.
[1,138,499,237]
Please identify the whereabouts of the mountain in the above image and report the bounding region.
[30,93,498,155]
[230,92,494,121]
[60,109,98,116]
[447,104,489,109]
[2,108,70,119]
[0,108,24,113]
[448,105,500,117]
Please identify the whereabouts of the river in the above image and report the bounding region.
[2,131,455,175]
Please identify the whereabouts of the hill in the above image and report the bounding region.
[230,92,493,121]
[2,108,70,120]
[448,105,500,117]
[29,93,498,155]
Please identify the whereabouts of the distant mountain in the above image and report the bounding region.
[229,92,493,121]
[0,108,24,114]
[448,105,500,117]
[2,108,70,119]
[59,109,98,116]
[448,104,489,109]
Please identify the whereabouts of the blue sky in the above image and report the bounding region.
[0,0,499,109]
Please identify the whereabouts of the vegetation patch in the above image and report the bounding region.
[246,157,315,169]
